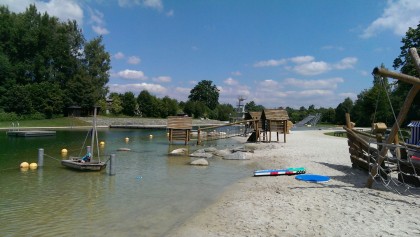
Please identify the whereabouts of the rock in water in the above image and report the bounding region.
[190,158,209,166]
[170,148,187,155]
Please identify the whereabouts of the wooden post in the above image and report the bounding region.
[345,113,351,128]
[283,120,287,143]
[197,127,201,145]
[38,148,44,167]
[366,47,420,188]
[109,154,116,176]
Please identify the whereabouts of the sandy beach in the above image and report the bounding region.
[171,129,420,237]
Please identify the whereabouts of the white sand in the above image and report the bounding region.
[171,130,420,237]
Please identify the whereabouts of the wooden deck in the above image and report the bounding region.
[7,130,56,137]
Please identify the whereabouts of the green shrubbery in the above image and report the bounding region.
[0,111,47,121]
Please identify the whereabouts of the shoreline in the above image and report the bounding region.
[170,130,420,237]
[0,117,228,131]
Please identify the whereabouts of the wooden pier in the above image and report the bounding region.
[7,130,56,137]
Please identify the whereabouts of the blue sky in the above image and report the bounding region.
[2,0,420,109]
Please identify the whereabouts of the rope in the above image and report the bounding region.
[44,153,62,162]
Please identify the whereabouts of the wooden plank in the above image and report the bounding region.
[167,116,192,129]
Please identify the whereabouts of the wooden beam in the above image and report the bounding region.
[372,67,420,86]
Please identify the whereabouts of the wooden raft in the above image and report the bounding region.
[167,116,192,144]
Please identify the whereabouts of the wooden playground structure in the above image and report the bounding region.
[345,47,420,188]
[167,109,291,145]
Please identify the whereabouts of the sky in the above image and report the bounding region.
[1,0,420,109]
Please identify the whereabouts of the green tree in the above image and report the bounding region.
[160,96,179,117]
[121,92,137,116]
[137,90,159,117]
[109,93,123,115]
[318,107,335,124]
[351,65,393,127]
[392,22,420,123]
[184,100,208,118]
[3,85,33,115]
[335,97,353,125]
[29,82,64,118]
[188,80,219,110]
[245,101,265,112]
[215,103,235,121]
[0,5,109,118]
[81,36,111,100]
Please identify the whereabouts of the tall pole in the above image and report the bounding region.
[90,107,97,161]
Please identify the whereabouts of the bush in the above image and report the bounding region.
[0,112,19,121]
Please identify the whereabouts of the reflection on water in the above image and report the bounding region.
[0,128,252,236]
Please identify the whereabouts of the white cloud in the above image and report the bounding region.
[2,0,84,24]
[321,45,345,51]
[166,9,174,17]
[333,57,357,69]
[109,83,167,95]
[224,77,238,86]
[284,77,344,89]
[127,56,141,65]
[253,59,287,67]
[153,76,171,83]
[118,0,163,11]
[290,56,314,64]
[116,69,147,80]
[260,79,279,87]
[92,25,110,35]
[175,87,190,95]
[297,89,333,97]
[339,92,357,100]
[89,8,109,35]
[114,52,125,60]
[253,56,357,76]
[218,85,251,104]
[292,61,331,76]
[231,71,242,76]
[361,0,420,38]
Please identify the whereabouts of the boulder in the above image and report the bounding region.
[190,158,209,166]
[204,147,218,152]
[190,152,213,159]
[213,149,232,157]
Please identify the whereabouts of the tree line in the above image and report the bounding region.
[0,5,110,120]
[0,5,418,127]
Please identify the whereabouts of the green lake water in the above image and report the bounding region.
[0,128,255,237]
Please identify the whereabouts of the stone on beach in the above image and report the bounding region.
[223,151,250,160]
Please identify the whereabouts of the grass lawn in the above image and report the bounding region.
[0,117,90,128]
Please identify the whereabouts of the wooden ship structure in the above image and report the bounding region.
[345,47,420,188]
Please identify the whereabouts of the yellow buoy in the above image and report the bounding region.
[20,162,29,168]
[100,141,105,146]
[149,134,153,138]
[29,163,38,169]
[61,148,68,154]
[125,137,129,142]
